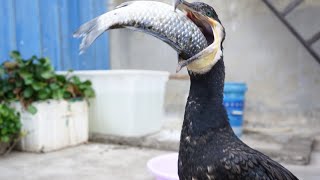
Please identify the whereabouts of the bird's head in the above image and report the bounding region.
[175,0,225,74]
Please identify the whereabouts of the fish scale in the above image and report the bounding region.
[74,1,208,59]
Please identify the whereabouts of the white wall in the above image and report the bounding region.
[107,0,320,129]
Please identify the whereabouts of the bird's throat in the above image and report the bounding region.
[187,20,224,74]
[183,59,231,136]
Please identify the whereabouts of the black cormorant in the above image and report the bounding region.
[73,0,299,179]
[175,0,299,179]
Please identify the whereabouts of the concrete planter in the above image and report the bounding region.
[11,100,88,153]
[0,142,9,155]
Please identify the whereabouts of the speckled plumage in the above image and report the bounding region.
[178,58,299,180]
[73,1,207,59]
[177,2,299,178]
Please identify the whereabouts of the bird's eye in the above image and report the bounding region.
[206,11,212,16]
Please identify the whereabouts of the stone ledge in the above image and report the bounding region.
[90,130,179,152]
[242,133,314,165]
[90,130,314,165]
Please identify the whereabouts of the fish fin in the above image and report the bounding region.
[176,54,185,72]
[73,15,108,54]
[115,1,134,9]
[73,16,99,38]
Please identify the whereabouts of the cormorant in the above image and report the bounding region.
[174,0,299,179]
[73,0,299,179]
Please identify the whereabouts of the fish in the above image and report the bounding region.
[73,1,208,60]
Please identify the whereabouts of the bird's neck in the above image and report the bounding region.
[183,58,232,136]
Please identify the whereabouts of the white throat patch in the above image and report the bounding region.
[187,20,224,74]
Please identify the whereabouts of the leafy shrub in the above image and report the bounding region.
[0,104,21,144]
[0,51,95,114]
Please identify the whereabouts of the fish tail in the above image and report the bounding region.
[73,15,109,54]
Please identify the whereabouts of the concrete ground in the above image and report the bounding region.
[0,143,165,180]
[0,143,319,180]
[90,117,315,165]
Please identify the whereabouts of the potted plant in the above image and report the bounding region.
[0,104,21,155]
[0,51,95,152]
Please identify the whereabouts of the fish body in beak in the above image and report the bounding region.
[74,1,208,59]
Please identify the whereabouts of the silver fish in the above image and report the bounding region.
[73,1,208,59]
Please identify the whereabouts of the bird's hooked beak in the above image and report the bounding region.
[174,0,190,12]
[174,0,224,74]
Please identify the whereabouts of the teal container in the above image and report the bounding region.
[223,83,247,137]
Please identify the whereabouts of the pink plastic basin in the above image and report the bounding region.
[147,153,179,180]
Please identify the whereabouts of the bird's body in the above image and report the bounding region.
[178,59,298,180]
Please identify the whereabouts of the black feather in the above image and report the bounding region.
[178,59,299,180]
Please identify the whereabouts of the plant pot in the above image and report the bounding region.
[69,70,169,137]
[11,100,88,153]
[0,142,10,155]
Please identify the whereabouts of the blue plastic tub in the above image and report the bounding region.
[223,83,247,137]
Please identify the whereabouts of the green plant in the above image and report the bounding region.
[0,104,21,143]
[0,51,95,114]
